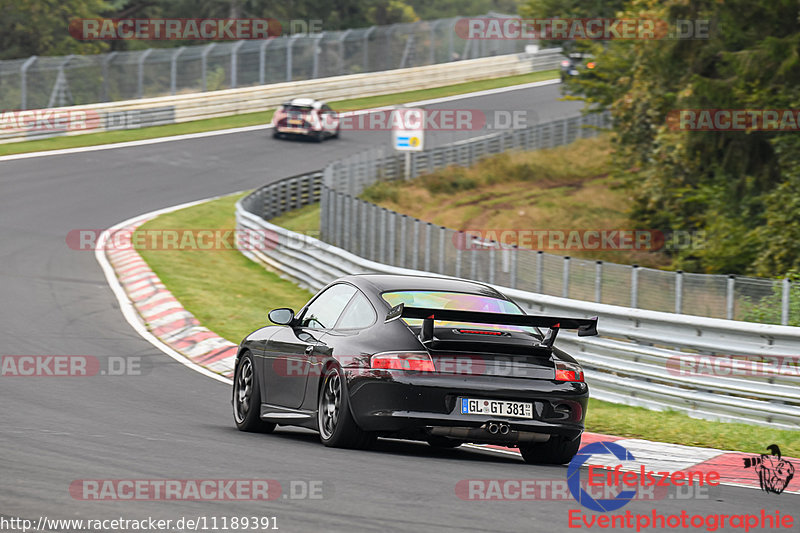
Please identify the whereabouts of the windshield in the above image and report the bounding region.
[381,290,536,334]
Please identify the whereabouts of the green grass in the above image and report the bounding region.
[133,194,800,456]
[134,193,312,342]
[0,69,558,157]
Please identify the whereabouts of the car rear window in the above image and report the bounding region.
[381,290,535,334]
[285,105,313,113]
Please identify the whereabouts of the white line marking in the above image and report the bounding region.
[0,79,559,162]
[95,194,239,386]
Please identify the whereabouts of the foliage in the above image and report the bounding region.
[0,0,526,59]
[540,0,800,277]
[742,271,800,326]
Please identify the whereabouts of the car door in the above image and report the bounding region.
[300,288,379,410]
[262,283,357,408]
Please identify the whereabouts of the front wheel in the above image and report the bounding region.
[233,352,276,433]
[519,435,581,465]
[318,366,375,449]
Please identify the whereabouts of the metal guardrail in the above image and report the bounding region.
[0,49,562,144]
[236,113,800,429]
[1,14,526,111]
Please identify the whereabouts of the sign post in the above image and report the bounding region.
[392,107,425,180]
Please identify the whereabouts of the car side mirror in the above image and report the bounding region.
[268,308,295,326]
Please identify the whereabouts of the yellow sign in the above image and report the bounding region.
[409,136,420,147]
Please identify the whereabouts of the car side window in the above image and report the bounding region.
[301,284,357,329]
[335,290,376,330]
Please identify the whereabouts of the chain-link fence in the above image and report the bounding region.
[0,14,532,111]
[316,113,797,325]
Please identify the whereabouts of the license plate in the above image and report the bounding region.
[569,69,579,75]
[460,398,533,419]
[288,119,303,125]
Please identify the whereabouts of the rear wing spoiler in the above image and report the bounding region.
[385,303,597,348]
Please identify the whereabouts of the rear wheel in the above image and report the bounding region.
[272,130,281,139]
[519,435,581,465]
[318,366,375,449]
[233,352,276,433]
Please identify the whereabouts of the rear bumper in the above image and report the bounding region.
[275,126,316,135]
[345,369,587,442]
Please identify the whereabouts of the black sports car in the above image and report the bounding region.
[232,274,597,464]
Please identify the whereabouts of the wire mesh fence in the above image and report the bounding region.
[312,113,797,325]
[1,15,531,110]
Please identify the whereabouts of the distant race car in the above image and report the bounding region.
[271,97,340,141]
[232,274,597,464]
[560,53,596,82]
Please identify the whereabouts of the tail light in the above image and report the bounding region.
[371,351,435,372]
[586,62,596,69]
[555,361,584,382]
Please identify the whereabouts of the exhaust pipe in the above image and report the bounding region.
[499,423,510,435]
[487,422,499,434]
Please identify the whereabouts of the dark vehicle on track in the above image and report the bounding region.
[232,274,597,464]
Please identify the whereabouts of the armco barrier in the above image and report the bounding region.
[0,50,562,144]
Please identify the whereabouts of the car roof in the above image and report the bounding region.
[340,274,508,300]
[285,97,323,109]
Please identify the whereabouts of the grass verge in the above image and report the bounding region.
[0,69,558,157]
[133,194,799,456]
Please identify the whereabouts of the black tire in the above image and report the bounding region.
[312,131,323,143]
[233,352,276,433]
[272,130,281,139]
[426,436,462,449]
[519,435,581,465]
[318,366,375,449]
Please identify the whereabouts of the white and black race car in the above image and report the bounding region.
[271,98,340,142]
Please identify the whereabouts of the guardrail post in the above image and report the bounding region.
[675,270,683,314]
[230,40,245,88]
[137,48,154,98]
[379,208,387,263]
[455,232,463,277]
[424,223,432,271]
[595,260,603,303]
[631,265,639,308]
[337,30,351,75]
[388,211,396,265]
[363,26,376,72]
[20,55,37,110]
[726,275,736,320]
[170,46,185,95]
[412,219,420,270]
[562,256,570,298]
[102,52,117,102]
[360,200,368,257]
[259,39,272,84]
[782,278,791,325]
[201,44,215,92]
[287,35,300,81]
[470,238,477,279]
[438,226,446,274]
[510,245,518,289]
[488,242,496,284]
[312,34,324,78]
[398,215,407,266]
[536,251,544,293]
[562,117,569,145]
[369,203,378,260]
[342,193,351,251]
[335,192,344,247]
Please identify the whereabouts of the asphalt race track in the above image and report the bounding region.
[1,83,795,532]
